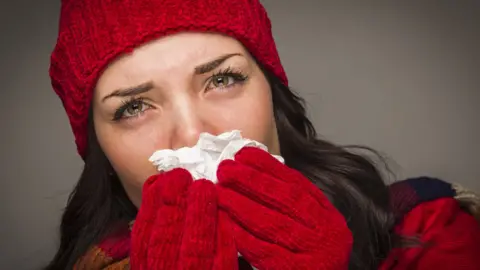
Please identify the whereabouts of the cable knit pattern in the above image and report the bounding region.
[50,0,288,158]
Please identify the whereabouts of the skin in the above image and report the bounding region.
[92,33,280,207]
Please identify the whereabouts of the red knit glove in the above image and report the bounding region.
[216,147,353,270]
[130,168,237,270]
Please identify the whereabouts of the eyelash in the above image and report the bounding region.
[112,97,151,121]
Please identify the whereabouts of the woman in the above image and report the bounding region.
[46,0,480,269]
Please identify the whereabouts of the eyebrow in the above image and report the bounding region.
[194,53,242,74]
[101,53,241,102]
[102,82,154,102]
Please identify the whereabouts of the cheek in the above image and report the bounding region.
[97,126,168,188]
[241,102,278,150]
[210,84,277,150]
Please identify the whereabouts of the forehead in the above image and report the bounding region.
[96,32,250,91]
[108,33,248,75]
[133,32,247,60]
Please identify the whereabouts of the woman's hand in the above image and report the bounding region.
[216,147,353,270]
[130,168,237,270]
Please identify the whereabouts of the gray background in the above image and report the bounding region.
[1,1,479,269]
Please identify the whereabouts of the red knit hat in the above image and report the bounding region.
[50,0,288,159]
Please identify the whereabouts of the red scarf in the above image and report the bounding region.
[74,225,131,269]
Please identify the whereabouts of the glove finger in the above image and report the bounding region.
[145,168,193,269]
[229,217,315,270]
[178,179,217,270]
[233,219,351,270]
[234,147,338,217]
[217,160,321,229]
[213,210,238,270]
[131,174,159,269]
[234,146,290,182]
[131,170,186,269]
[217,185,322,252]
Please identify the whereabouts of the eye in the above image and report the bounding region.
[206,68,248,91]
[113,98,152,121]
[210,75,236,88]
[124,100,146,116]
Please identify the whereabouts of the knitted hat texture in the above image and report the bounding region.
[50,0,288,158]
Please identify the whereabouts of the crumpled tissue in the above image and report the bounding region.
[148,130,284,183]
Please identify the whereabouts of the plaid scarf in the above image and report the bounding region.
[74,177,476,270]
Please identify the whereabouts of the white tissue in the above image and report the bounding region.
[148,130,284,183]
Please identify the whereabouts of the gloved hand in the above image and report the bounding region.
[216,147,353,270]
[130,168,237,270]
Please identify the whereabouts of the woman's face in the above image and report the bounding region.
[93,33,279,207]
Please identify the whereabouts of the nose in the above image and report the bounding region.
[170,95,207,149]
